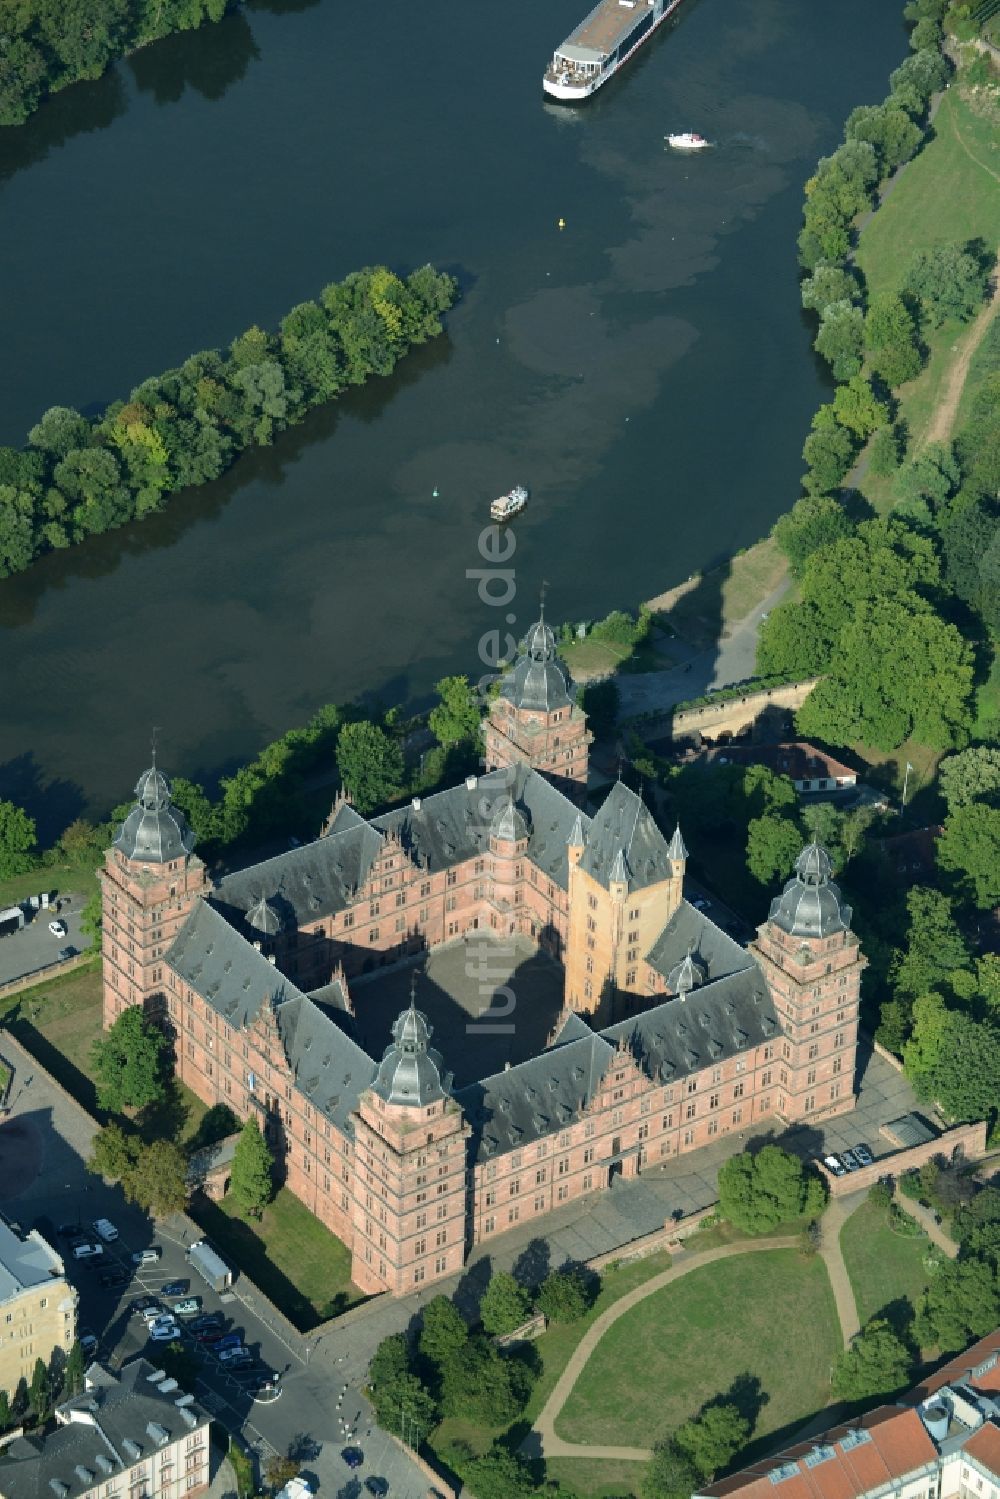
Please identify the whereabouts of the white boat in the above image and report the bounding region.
[490,485,529,522]
[544,0,688,102]
[666,131,711,150]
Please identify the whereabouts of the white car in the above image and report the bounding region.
[92,1218,119,1242]
[72,1242,103,1260]
[141,1305,165,1324]
[149,1320,179,1342]
[48,919,68,937]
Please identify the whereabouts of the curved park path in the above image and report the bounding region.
[526,1216,862,1465]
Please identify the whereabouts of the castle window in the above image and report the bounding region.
[369,928,379,942]
[583,1147,594,1164]
[806,1069,816,1086]
[686,1079,697,1095]
[421,881,431,897]
[805,1094,815,1111]
[626,969,637,985]
[834,1032,844,1048]
[709,1093,719,1109]
[832,1057,842,1075]
[588,895,597,911]
[808,1043,818,1060]
[584,1122,595,1139]
[535,1170,546,1185]
[369,901,379,917]
[708,1120,718,1136]
[557,1185,568,1202]
[446,870,457,887]
[485,1216,495,1234]
[761,1070,772,1086]
[762,1045,773,1060]
[508,1206,520,1223]
[343,912,354,928]
[685,1103,696,1120]
[413,1267,425,1284]
[732,1108,742,1124]
[629,908,640,920]
[683,1129,694,1146]
[395,893,405,908]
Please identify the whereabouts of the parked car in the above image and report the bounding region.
[57,1224,81,1240]
[189,1313,224,1333]
[92,1218,119,1242]
[218,1346,252,1365]
[172,1298,201,1317]
[72,1242,103,1260]
[130,1296,158,1316]
[58,946,76,961]
[840,1148,861,1171]
[48,919,68,938]
[132,1247,161,1265]
[342,1449,364,1471]
[149,1320,180,1342]
[854,1142,874,1166]
[365,1480,389,1498]
[141,1305,166,1324]
[79,1330,98,1357]
[194,1323,228,1342]
[100,1266,129,1288]
[822,1154,846,1178]
[210,1333,243,1354]
[162,1280,187,1297]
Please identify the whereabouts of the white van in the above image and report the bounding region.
[93,1218,119,1242]
[72,1243,104,1261]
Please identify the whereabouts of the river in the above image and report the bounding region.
[0,0,906,838]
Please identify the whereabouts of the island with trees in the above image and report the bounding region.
[0,262,458,580]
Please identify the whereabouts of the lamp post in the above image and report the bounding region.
[901,759,914,810]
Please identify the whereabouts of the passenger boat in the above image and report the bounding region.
[543,0,688,102]
[666,131,711,150]
[490,486,529,522]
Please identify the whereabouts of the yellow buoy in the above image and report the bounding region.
[557,217,566,230]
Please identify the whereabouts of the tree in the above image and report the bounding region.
[439,1334,529,1425]
[889,47,950,114]
[263,1454,300,1494]
[833,375,889,438]
[892,886,970,1001]
[0,1389,9,1432]
[674,1403,751,1481]
[903,243,989,327]
[61,1341,85,1399]
[938,804,1000,908]
[916,1258,1000,1352]
[335,720,404,814]
[428,675,481,747]
[746,814,802,887]
[796,596,973,752]
[815,300,865,380]
[865,293,923,387]
[464,1445,535,1499]
[926,1012,1000,1122]
[801,404,858,493]
[480,1271,532,1337]
[88,1121,139,1182]
[642,1441,703,1499]
[831,1318,913,1399]
[939,748,1000,812]
[371,1366,437,1446]
[28,1356,49,1421]
[418,1294,468,1371]
[91,1006,169,1113]
[580,678,620,739]
[124,1139,189,1217]
[800,262,860,315]
[846,101,922,172]
[0,800,37,879]
[717,1146,827,1234]
[229,1116,274,1219]
[867,425,901,479]
[537,1266,593,1322]
[772,496,851,579]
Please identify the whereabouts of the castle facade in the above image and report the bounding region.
[100,613,864,1295]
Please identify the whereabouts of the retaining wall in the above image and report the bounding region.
[0,951,94,1002]
[819,1120,988,1196]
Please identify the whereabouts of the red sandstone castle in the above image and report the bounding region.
[100,612,864,1295]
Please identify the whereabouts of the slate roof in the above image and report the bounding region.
[0,1360,209,1499]
[113,766,195,866]
[601,967,778,1081]
[0,1223,66,1305]
[579,781,672,893]
[645,899,756,987]
[456,1032,616,1160]
[166,902,376,1133]
[213,821,384,927]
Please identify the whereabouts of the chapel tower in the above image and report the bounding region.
[100,765,208,1030]
[483,606,591,795]
[350,990,469,1295]
[751,843,865,1123]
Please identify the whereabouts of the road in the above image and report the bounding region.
[0,890,90,986]
[615,577,792,719]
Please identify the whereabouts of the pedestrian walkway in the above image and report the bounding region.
[891,1187,958,1258]
[524,1236,799,1464]
[820,1191,865,1346]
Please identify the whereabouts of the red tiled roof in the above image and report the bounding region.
[906,1329,1000,1403]
[699,1409,936,1499]
[702,742,857,784]
[963,1423,1000,1478]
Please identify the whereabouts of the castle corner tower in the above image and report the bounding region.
[100,764,208,1029]
[751,842,865,1123]
[483,605,591,795]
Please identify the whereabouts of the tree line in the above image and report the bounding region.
[0,263,458,580]
[0,0,243,127]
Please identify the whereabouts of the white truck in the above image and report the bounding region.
[185,1238,233,1292]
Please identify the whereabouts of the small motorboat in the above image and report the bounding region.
[666,132,711,150]
[490,485,529,522]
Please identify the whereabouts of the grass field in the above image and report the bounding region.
[0,853,102,916]
[855,88,1000,489]
[839,1198,933,1329]
[555,1250,839,1452]
[663,537,789,651]
[190,1188,364,1330]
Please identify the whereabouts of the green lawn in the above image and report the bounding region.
[1,960,105,1113]
[190,1187,365,1330]
[719,537,789,626]
[555,1250,839,1452]
[855,88,1000,498]
[839,1197,933,1329]
[0,853,102,916]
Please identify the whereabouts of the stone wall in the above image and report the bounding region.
[0,950,93,1002]
[671,679,819,743]
[818,1120,988,1196]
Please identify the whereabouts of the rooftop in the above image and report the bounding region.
[0,1220,65,1304]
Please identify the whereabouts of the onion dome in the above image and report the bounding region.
[667,947,706,996]
[113,765,195,864]
[524,614,557,662]
[769,841,851,939]
[667,824,688,862]
[498,605,572,713]
[247,894,282,936]
[490,795,530,844]
[373,989,450,1107]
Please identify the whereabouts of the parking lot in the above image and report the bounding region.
[0,892,90,987]
[0,1035,441,1499]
